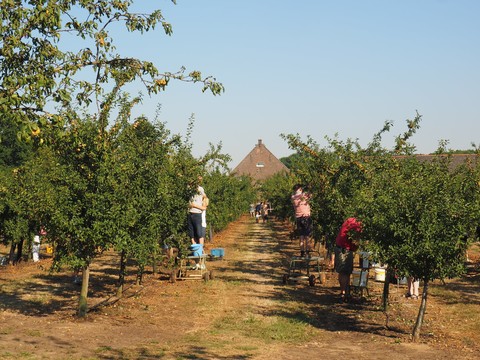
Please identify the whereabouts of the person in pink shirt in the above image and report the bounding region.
[334,217,362,302]
[291,184,312,257]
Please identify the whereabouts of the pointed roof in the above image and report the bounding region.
[231,139,289,182]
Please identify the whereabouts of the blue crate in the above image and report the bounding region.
[210,248,224,258]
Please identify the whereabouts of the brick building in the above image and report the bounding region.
[231,139,289,182]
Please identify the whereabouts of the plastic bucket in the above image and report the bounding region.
[374,268,386,282]
[189,244,203,256]
[352,270,368,287]
[352,270,361,286]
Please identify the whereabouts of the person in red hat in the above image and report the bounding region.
[334,217,362,302]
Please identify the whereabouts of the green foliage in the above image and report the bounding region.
[0,116,34,167]
[0,0,235,316]
[258,173,295,221]
[1,170,32,254]
[279,133,370,241]
[279,153,300,170]
[0,0,224,142]
[358,154,479,281]
[204,171,255,234]
[274,113,480,337]
[277,113,479,283]
[104,111,192,271]
[36,115,112,270]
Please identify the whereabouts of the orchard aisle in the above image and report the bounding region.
[0,215,476,359]
[173,215,464,360]
[190,215,306,359]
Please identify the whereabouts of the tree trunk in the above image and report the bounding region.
[136,266,143,285]
[209,226,214,242]
[412,279,429,340]
[117,250,126,298]
[382,267,392,312]
[77,265,90,318]
[8,242,16,265]
[152,249,158,275]
[16,239,24,263]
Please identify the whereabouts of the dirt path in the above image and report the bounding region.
[1,215,479,359]
[183,217,467,360]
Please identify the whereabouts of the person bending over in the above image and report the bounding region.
[334,217,362,302]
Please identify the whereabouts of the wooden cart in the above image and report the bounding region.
[170,254,213,283]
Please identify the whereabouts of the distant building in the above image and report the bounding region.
[231,139,289,182]
[395,153,478,170]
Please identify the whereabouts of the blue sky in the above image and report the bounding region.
[116,0,479,168]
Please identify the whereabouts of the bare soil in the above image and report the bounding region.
[1,215,479,359]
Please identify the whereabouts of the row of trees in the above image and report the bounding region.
[1,1,255,316]
[261,113,480,339]
[0,103,255,316]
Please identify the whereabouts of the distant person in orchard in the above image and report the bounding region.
[261,201,269,223]
[406,277,420,300]
[334,217,362,303]
[32,235,41,262]
[188,176,207,246]
[32,227,47,263]
[249,203,255,218]
[291,184,312,257]
[255,202,262,223]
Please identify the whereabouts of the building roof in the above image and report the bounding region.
[394,153,479,170]
[231,139,289,182]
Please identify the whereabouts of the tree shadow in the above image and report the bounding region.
[0,251,143,316]
[207,218,411,341]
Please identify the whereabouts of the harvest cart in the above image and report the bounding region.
[282,253,324,286]
[170,254,213,283]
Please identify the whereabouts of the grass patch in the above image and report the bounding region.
[430,286,478,319]
[30,294,52,306]
[0,327,14,335]
[94,345,165,359]
[447,304,480,333]
[430,285,462,302]
[462,337,475,347]
[25,330,42,337]
[235,345,259,351]
[429,284,480,343]
[95,345,113,353]
[0,281,24,293]
[214,312,314,343]
[224,279,244,287]
[184,334,231,350]
[16,352,33,359]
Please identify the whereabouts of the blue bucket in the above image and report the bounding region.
[189,244,203,256]
[210,248,224,258]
